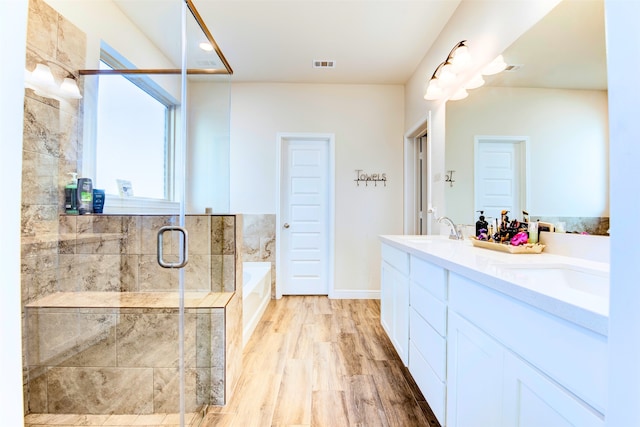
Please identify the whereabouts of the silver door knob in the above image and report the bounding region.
[283,223,290,229]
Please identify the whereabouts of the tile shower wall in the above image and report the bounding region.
[242,214,276,297]
[53,214,237,294]
[23,0,85,238]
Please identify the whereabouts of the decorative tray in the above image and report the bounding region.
[469,237,546,254]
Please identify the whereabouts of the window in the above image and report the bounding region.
[95,56,177,200]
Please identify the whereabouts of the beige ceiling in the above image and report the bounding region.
[114,0,607,90]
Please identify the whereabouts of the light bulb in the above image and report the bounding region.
[424,79,444,100]
[438,63,457,87]
[199,42,214,52]
[449,87,468,101]
[31,64,56,89]
[450,45,471,73]
[464,74,485,90]
[482,54,507,75]
[61,78,82,99]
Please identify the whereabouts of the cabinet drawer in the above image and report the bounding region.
[410,256,447,301]
[409,341,446,425]
[382,244,409,275]
[410,279,447,336]
[410,307,446,379]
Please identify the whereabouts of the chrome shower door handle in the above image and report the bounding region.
[157,226,189,268]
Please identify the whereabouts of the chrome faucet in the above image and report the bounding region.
[437,216,463,240]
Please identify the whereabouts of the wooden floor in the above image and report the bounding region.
[202,296,440,427]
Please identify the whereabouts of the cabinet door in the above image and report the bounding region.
[380,261,394,337]
[502,353,605,427]
[447,312,504,427]
[380,261,409,364]
[394,265,409,365]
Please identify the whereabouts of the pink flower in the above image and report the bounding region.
[510,231,529,246]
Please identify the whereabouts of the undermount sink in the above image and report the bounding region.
[495,264,609,297]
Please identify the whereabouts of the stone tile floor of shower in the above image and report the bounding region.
[24,411,202,427]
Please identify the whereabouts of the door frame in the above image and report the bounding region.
[275,132,335,299]
[473,135,531,218]
[404,113,434,235]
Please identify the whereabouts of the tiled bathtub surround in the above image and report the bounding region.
[531,216,610,236]
[242,214,276,297]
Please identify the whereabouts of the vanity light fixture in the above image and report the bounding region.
[424,40,507,102]
[25,63,82,100]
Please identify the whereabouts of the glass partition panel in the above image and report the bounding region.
[21,0,232,426]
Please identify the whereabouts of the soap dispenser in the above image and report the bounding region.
[475,210,488,237]
[64,172,78,215]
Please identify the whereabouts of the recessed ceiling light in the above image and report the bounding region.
[199,42,214,52]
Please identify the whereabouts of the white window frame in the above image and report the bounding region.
[83,45,181,214]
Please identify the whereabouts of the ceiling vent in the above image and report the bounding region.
[313,60,336,69]
[504,64,523,72]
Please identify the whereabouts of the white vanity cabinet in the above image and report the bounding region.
[408,256,447,424]
[447,272,606,427]
[379,236,608,427]
[380,243,410,364]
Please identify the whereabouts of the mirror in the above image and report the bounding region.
[445,0,609,235]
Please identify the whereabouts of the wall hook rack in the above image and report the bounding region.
[355,169,387,187]
[445,170,455,187]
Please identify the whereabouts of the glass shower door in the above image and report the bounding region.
[21,0,231,425]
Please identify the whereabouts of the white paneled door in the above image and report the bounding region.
[474,137,528,223]
[280,136,331,295]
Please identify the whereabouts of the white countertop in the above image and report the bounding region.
[380,235,609,336]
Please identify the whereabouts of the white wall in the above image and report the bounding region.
[230,83,404,294]
[445,86,609,224]
[187,80,231,214]
[0,0,27,424]
[605,0,640,425]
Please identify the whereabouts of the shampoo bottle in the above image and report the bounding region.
[77,177,93,215]
[93,189,105,214]
[64,172,78,215]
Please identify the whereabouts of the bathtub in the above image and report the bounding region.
[243,262,272,347]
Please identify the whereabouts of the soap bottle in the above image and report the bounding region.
[64,172,78,215]
[93,189,105,214]
[475,210,488,237]
[77,177,93,215]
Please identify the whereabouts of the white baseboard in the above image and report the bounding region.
[329,289,380,299]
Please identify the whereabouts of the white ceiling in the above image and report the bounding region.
[114,0,607,90]
[487,0,606,90]
[190,0,461,84]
